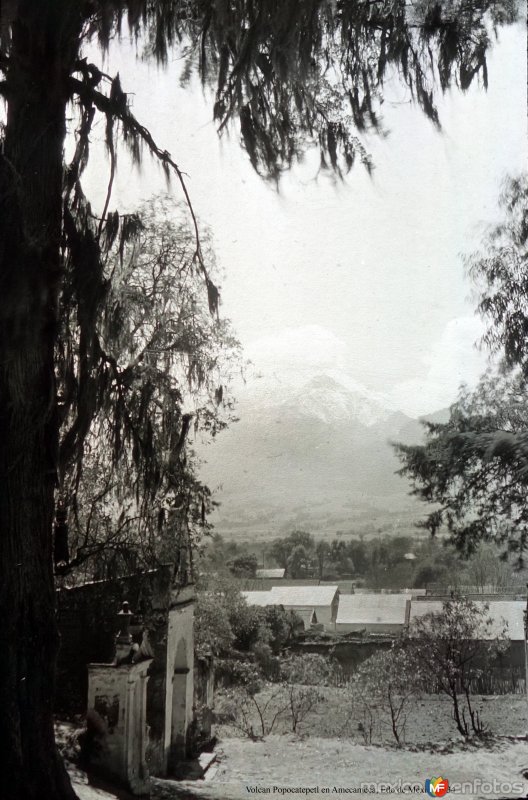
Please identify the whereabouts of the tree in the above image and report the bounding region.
[194,591,236,660]
[228,554,259,578]
[321,538,355,578]
[315,540,330,580]
[466,543,513,590]
[347,538,367,575]
[396,177,528,563]
[286,543,314,578]
[269,530,315,573]
[0,2,517,796]
[406,596,509,737]
[61,197,238,582]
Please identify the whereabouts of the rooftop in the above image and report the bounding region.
[336,593,409,626]
[268,584,339,608]
[409,600,526,641]
[241,590,274,607]
[242,585,339,609]
[256,568,285,579]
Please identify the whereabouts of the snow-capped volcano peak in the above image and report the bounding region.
[280,373,397,426]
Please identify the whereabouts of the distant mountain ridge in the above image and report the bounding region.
[197,373,439,540]
[280,375,395,427]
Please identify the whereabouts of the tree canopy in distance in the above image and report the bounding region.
[0,1,521,798]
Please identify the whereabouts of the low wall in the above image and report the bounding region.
[290,636,525,692]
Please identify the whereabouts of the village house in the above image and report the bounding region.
[335,593,410,634]
[242,584,339,629]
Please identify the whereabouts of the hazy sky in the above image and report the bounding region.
[83,18,527,417]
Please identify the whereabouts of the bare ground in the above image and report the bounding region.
[61,694,528,800]
[152,736,528,799]
[217,689,528,745]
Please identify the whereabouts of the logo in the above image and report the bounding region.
[425,777,449,797]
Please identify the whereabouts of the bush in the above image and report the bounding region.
[280,653,334,686]
[345,646,418,745]
[253,642,281,681]
[279,654,330,733]
[217,683,288,740]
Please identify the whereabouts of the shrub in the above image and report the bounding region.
[346,647,418,745]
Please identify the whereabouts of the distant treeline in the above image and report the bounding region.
[200,531,527,591]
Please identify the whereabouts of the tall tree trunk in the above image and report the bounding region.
[0,3,80,798]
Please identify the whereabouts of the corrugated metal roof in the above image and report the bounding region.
[241,590,274,607]
[235,578,320,590]
[256,568,285,579]
[269,585,338,608]
[408,600,444,622]
[336,594,409,626]
[409,600,526,641]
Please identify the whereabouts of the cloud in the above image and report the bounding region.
[236,319,488,418]
[246,324,347,377]
[237,325,348,406]
[389,316,489,416]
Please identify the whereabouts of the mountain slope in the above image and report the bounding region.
[197,374,431,540]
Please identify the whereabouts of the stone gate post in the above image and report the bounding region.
[87,601,152,794]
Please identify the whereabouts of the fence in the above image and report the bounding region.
[327,661,526,695]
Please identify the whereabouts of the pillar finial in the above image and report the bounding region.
[115,600,134,664]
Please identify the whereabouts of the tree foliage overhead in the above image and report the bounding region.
[0,0,517,552]
[2,1,517,182]
[395,176,528,562]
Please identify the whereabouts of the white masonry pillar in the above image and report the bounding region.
[86,601,153,794]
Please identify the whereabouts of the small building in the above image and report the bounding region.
[335,593,410,634]
[256,568,285,579]
[242,585,339,629]
[269,584,339,628]
[408,598,527,690]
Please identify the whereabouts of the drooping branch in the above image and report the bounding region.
[68,69,220,313]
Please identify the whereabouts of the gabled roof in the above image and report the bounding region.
[268,584,339,608]
[409,599,526,641]
[336,593,409,626]
[296,608,318,627]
